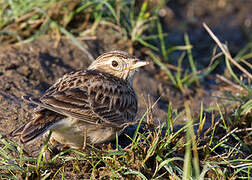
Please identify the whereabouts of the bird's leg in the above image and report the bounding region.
[82,126,87,150]
[48,133,67,153]
[49,136,56,146]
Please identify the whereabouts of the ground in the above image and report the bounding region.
[0,0,251,179]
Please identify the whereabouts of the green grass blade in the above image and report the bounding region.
[225,56,240,83]
[124,170,148,180]
[36,131,52,171]
[216,103,227,130]
[166,45,192,55]
[148,51,177,86]
[175,52,186,90]
[131,110,147,150]
[157,157,183,171]
[184,33,199,86]
[135,37,159,51]
[101,1,118,21]
[157,18,167,59]
[240,99,252,115]
[136,0,148,23]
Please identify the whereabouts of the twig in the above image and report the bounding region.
[240,58,252,69]
[216,74,244,90]
[219,127,238,142]
[203,23,252,79]
[235,128,252,133]
[209,45,223,66]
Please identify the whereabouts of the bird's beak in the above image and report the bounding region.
[125,59,149,70]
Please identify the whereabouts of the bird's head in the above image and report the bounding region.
[88,50,149,84]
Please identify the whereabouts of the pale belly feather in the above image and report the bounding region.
[47,117,121,149]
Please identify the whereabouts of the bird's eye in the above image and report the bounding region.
[112,60,118,67]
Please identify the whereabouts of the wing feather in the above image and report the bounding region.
[25,70,138,127]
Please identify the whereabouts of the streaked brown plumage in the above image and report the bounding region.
[10,50,149,149]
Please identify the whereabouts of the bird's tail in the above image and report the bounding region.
[9,96,65,144]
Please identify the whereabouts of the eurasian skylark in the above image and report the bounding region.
[10,50,149,149]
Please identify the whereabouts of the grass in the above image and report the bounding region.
[0,94,251,179]
[0,0,252,179]
[1,86,251,179]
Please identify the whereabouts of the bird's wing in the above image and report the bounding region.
[31,70,137,127]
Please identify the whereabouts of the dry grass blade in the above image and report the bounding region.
[235,128,252,133]
[216,75,244,90]
[240,58,252,69]
[203,23,252,79]
[219,127,238,142]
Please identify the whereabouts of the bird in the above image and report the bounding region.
[9,50,149,149]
